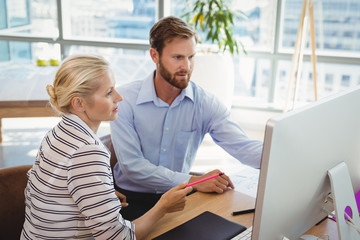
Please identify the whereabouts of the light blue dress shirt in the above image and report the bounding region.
[110,71,263,194]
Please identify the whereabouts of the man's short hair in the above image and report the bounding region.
[149,16,198,55]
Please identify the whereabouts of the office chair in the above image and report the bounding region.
[0,164,32,240]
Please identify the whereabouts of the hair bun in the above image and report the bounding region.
[46,84,56,100]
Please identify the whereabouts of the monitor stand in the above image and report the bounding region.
[299,162,360,240]
[328,162,360,240]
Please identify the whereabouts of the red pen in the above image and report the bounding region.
[186,172,224,187]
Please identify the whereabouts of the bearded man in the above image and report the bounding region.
[110,16,263,221]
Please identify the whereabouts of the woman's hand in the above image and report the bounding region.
[157,182,193,213]
[115,189,129,208]
[133,182,193,239]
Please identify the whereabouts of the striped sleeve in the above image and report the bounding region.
[67,144,135,239]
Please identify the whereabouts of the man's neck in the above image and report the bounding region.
[153,71,181,106]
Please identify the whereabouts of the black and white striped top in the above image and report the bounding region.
[21,114,135,239]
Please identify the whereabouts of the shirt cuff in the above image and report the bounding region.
[169,172,192,190]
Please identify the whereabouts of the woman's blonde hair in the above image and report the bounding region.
[46,54,109,114]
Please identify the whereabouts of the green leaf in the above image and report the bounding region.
[183,0,247,55]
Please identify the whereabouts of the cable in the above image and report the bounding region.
[321,207,335,219]
[344,212,360,234]
[322,205,360,234]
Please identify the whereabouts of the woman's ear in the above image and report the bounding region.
[71,96,85,112]
[150,48,159,64]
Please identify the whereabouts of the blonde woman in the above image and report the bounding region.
[21,54,192,239]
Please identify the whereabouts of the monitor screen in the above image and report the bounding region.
[252,86,360,240]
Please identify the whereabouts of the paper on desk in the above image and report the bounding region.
[228,165,259,198]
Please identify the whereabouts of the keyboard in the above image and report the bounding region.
[231,226,252,240]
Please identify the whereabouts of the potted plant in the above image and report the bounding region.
[182,0,248,109]
[182,0,247,55]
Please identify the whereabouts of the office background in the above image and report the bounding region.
[0,0,359,170]
[1,0,360,109]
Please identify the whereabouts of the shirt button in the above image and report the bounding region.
[162,148,167,152]
[165,127,169,131]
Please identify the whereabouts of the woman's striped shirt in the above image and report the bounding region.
[21,114,135,239]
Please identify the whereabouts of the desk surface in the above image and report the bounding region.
[146,190,255,240]
[146,189,339,240]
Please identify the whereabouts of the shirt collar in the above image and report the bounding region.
[136,70,194,106]
[62,113,99,142]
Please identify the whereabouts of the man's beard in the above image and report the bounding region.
[158,59,192,90]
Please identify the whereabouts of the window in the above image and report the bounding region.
[341,75,351,87]
[4,0,57,38]
[280,0,360,54]
[1,0,359,111]
[62,0,155,41]
[66,45,154,85]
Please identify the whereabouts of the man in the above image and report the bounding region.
[110,16,263,220]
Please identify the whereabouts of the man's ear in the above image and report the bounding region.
[71,96,85,112]
[150,48,159,64]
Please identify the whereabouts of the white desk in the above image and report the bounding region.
[0,64,58,142]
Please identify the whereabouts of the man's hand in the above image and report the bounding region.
[115,189,129,208]
[188,169,234,193]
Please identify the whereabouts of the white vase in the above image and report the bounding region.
[191,52,235,110]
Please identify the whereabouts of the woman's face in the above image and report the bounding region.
[82,70,122,131]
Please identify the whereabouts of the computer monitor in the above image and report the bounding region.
[252,86,360,240]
